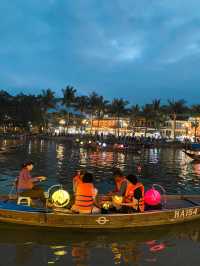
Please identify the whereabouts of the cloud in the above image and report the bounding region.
[1,0,200,103]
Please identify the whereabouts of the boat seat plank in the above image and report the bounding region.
[182,198,200,206]
[165,199,197,209]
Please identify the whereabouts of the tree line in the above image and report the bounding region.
[0,87,200,132]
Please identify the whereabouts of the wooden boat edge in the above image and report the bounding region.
[0,195,199,229]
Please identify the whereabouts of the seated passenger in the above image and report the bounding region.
[110,173,144,213]
[124,175,144,212]
[109,168,127,195]
[73,169,85,193]
[17,161,46,206]
[71,172,100,214]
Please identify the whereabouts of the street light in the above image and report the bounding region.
[59,119,66,126]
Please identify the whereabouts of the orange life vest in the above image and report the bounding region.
[115,176,126,192]
[124,181,144,212]
[74,182,95,213]
[73,174,82,193]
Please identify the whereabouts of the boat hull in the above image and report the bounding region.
[0,195,200,229]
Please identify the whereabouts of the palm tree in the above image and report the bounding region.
[141,104,155,137]
[39,89,56,112]
[190,104,200,115]
[61,86,77,132]
[191,119,199,142]
[38,89,56,130]
[17,94,44,130]
[109,98,129,136]
[87,92,109,133]
[0,90,12,127]
[166,99,188,140]
[74,95,89,116]
[73,95,90,132]
[151,99,165,131]
[129,104,140,131]
[190,104,200,142]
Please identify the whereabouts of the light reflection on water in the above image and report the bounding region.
[0,222,200,266]
[1,140,200,265]
[1,139,200,194]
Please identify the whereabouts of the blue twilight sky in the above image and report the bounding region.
[1,0,200,105]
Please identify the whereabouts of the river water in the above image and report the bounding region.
[0,139,200,266]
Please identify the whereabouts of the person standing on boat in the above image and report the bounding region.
[17,161,46,205]
[71,172,100,214]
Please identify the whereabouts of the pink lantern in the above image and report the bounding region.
[144,188,161,206]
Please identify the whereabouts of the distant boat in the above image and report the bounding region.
[190,143,200,150]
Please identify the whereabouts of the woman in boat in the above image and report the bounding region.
[109,168,127,195]
[71,172,100,214]
[17,161,47,205]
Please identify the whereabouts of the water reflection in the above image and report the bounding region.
[72,242,89,266]
[40,140,44,153]
[0,221,200,266]
[56,144,64,162]
[28,141,32,154]
[1,140,200,265]
[1,140,200,195]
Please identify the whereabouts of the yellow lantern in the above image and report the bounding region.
[51,189,70,208]
[112,195,123,205]
[102,201,111,210]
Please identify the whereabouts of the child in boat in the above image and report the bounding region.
[71,172,100,214]
[17,161,47,206]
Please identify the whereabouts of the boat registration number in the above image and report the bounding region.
[174,208,198,219]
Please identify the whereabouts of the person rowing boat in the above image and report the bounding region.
[16,161,47,206]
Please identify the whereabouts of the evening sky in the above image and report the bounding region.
[1,0,200,104]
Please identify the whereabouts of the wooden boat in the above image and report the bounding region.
[1,195,200,229]
[183,150,200,161]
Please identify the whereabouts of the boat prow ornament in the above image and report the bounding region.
[47,184,71,208]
